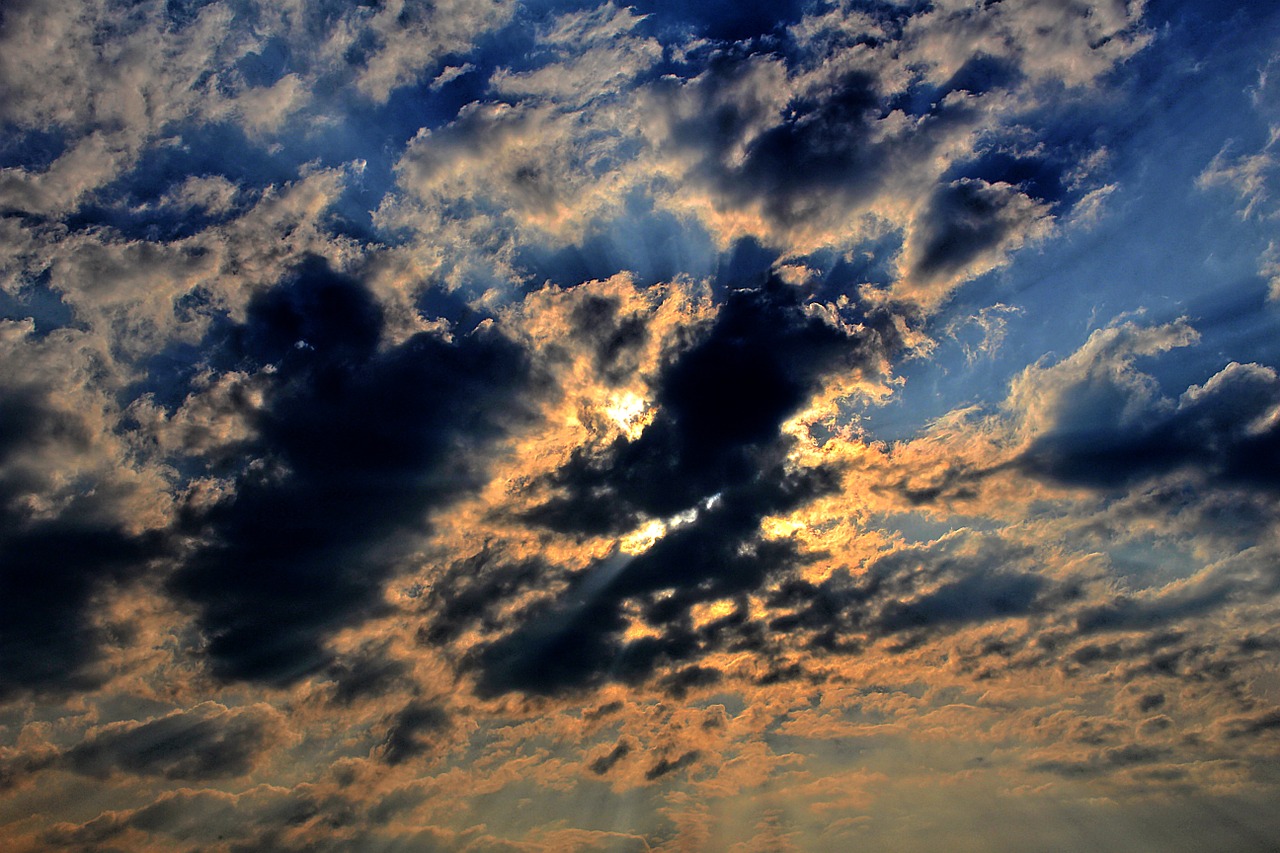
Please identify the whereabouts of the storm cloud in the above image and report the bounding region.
[171,257,534,683]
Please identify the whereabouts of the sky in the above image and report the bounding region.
[2,0,1280,850]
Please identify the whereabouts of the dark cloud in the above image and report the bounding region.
[659,62,893,232]
[477,453,840,696]
[653,46,1015,244]
[755,661,807,685]
[588,739,632,775]
[877,569,1046,633]
[767,534,1053,652]
[568,292,650,387]
[379,702,451,766]
[1032,744,1170,780]
[731,70,891,223]
[420,549,554,646]
[948,150,1068,207]
[41,785,324,852]
[1222,709,1280,739]
[62,703,275,780]
[325,641,410,704]
[473,596,631,696]
[170,257,534,684]
[1074,589,1230,634]
[1019,361,1280,493]
[584,700,624,721]
[0,514,159,698]
[943,54,1023,98]
[473,282,894,692]
[660,665,722,699]
[643,749,699,781]
[1137,692,1166,712]
[473,283,877,695]
[0,390,164,698]
[909,178,1034,281]
[530,281,868,531]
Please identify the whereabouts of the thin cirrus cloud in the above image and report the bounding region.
[2,0,1280,851]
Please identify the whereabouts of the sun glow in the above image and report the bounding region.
[690,598,737,627]
[620,518,667,555]
[618,503,702,555]
[604,391,652,440]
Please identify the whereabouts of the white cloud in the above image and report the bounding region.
[1198,136,1279,220]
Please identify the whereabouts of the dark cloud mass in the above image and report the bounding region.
[659,62,892,230]
[378,702,451,766]
[62,703,275,780]
[477,282,866,695]
[530,280,872,531]
[767,533,1051,650]
[0,390,163,697]
[911,179,1036,280]
[171,257,533,683]
[588,739,631,775]
[1019,360,1280,491]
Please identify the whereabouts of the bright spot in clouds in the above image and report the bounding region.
[604,390,652,440]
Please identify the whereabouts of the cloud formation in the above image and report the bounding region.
[3,1,1280,851]
[171,256,535,683]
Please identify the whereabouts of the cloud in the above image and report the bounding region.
[378,702,451,766]
[0,0,247,215]
[0,320,171,697]
[0,0,515,222]
[644,749,699,781]
[324,640,411,705]
[897,178,1054,303]
[636,0,1143,302]
[60,702,281,780]
[466,281,886,695]
[170,256,536,684]
[1198,140,1278,220]
[766,530,1053,651]
[5,2,1280,851]
[528,280,880,531]
[33,784,323,852]
[348,0,518,103]
[1014,328,1280,492]
[156,175,241,215]
[370,0,1139,307]
[0,505,160,698]
[588,739,632,775]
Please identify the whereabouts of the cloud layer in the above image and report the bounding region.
[2,1,1280,851]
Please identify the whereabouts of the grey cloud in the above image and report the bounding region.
[644,749,699,781]
[767,532,1052,649]
[378,702,451,766]
[1019,359,1280,492]
[907,178,1051,284]
[62,702,278,781]
[0,385,165,697]
[589,739,632,775]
